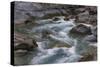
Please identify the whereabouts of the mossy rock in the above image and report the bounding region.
[50,43,72,48]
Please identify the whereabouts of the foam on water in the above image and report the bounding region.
[28,16,81,64]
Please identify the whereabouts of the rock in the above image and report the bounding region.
[14,40,38,51]
[75,9,97,26]
[84,26,97,43]
[84,35,97,42]
[70,23,92,35]
[75,7,86,14]
[41,28,56,38]
[14,1,97,26]
[92,26,97,36]
[14,49,28,54]
[14,2,68,23]
[79,53,95,61]
[14,32,38,51]
[14,42,37,51]
[52,17,61,21]
[78,45,97,62]
[86,6,97,15]
[89,43,97,47]
[53,43,71,48]
[47,42,72,49]
[75,10,89,23]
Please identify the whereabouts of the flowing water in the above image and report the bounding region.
[14,16,96,65]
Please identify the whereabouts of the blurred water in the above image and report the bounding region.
[14,16,95,65]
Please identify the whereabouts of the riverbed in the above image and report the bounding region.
[14,16,97,65]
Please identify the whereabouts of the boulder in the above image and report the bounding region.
[92,26,97,36]
[78,45,97,61]
[14,42,38,51]
[79,53,95,61]
[75,10,89,23]
[14,32,38,51]
[52,17,61,21]
[84,26,97,43]
[84,35,97,43]
[70,24,92,35]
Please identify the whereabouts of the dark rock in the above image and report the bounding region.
[14,32,38,51]
[86,6,97,15]
[79,53,95,61]
[75,11,90,23]
[14,1,97,26]
[52,17,60,21]
[70,24,92,35]
[78,45,97,62]
[92,26,97,36]
[42,29,56,38]
[84,26,97,43]
[15,43,31,50]
[14,42,37,51]
[84,35,97,42]
[74,6,97,25]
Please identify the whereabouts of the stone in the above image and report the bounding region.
[84,35,97,43]
[52,17,61,21]
[79,53,95,61]
[14,32,38,51]
[92,26,97,36]
[78,46,97,61]
[70,23,92,35]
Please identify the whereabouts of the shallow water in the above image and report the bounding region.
[14,16,96,65]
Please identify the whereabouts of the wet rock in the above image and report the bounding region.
[14,42,37,51]
[79,53,95,61]
[14,1,97,26]
[14,49,28,56]
[78,45,97,62]
[75,8,97,26]
[84,35,97,43]
[14,2,68,23]
[75,8,86,14]
[92,26,97,36]
[89,43,97,47]
[14,32,38,51]
[41,29,56,38]
[70,23,92,35]
[86,6,97,15]
[84,26,98,43]
[53,43,71,48]
[75,10,89,23]
[52,17,61,21]
[46,42,72,49]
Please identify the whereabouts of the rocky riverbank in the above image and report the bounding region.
[14,1,97,25]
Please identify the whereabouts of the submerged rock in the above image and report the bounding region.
[70,23,92,35]
[53,43,71,48]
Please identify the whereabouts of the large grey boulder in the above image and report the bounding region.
[70,23,92,35]
[84,35,97,42]
[14,32,38,51]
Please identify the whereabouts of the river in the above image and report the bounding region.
[14,16,96,65]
